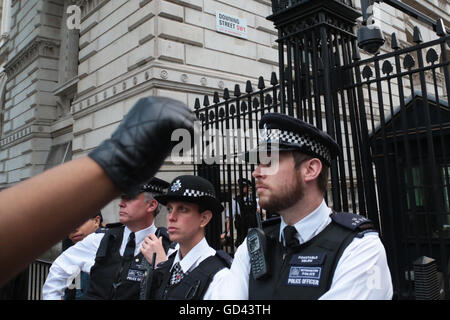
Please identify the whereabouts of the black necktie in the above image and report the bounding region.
[283,225,299,248]
[123,232,135,260]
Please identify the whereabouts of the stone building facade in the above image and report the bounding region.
[0,0,447,258]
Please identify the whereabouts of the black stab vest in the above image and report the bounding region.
[150,250,232,300]
[249,212,376,300]
[83,226,170,300]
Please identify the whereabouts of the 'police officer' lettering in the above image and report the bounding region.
[126,259,146,282]
[126,269,145,282]
[286,266,322,287]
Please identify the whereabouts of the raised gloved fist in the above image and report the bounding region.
[89,97,196,196]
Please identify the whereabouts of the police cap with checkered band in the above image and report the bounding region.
[122,177,170,198]
[248,113,341,167]
[139,177,170,195]
[154,175,224,214]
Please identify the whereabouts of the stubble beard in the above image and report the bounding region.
[259,173,304,213]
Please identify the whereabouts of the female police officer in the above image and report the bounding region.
[144,175,232,300]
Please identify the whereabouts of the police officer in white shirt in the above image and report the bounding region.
[216,113,393,300]
[145,175,232,300]
[42,177,171,300]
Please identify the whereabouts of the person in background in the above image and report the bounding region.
[222,178,264,248]
[62,212,103,300]
[66,213,103,246]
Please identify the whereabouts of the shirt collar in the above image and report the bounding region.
[279,199,332,245]
[171,237,215,273]
[123,223,157,246]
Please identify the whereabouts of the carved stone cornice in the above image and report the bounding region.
[70,62,259,121]
[4,37,60,78]
[77,0,109,20]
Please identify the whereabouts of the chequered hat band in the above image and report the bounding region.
[261,127,332,165]
[140,184,165,193]
[183,189,215,198]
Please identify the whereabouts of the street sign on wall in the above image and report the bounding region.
[216,11,248,39]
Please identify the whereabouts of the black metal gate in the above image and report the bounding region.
[193,0,449,299]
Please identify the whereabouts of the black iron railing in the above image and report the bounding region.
[27,260,51,300]
[193,75,281,252]
[194,12,449,299]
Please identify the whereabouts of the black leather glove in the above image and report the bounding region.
[89,97,195,196]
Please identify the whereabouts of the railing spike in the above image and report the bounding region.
[258,76,265,89]
[413,26,423,44]
[223,88,230,100]
[245,80,253,93]
[391,32,400,50]
[213,91,220,104]
[270,72,278,85]
[234,84,241,97]
[194,98,200,109]
[203,95,210,107]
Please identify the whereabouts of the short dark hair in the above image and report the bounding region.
[291,151,329,194]
[93,212,103,225]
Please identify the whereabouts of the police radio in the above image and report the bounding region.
[139,229,164,300]
[247,228,270,280]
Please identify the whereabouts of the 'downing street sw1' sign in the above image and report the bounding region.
[216,11,248,39]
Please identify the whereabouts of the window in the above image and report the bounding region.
[44,141,72,171]
[403,165,450,238]
[404,166,426,211]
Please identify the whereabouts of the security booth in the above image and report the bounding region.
[371,92,450,299]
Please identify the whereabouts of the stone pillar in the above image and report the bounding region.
[58,0,79,84]
[0,0,11,45]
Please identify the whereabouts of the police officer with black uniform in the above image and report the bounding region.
[232,178,258,247]
[217,113,393,299]
[145,175,232,300]
[43,177,172,300]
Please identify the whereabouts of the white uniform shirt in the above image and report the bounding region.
[167,237,230,300]
[42,224,157,300]
[217,200,393,300]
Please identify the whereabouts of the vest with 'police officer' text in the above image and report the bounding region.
[248,212,376,300]
[83,225,170,300]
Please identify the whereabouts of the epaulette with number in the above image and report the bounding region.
[95,227,108,234]
[215,249,233,267]
[95,222,123,233]
[330,212,377,237]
